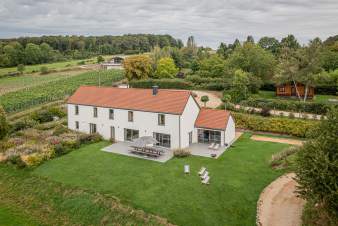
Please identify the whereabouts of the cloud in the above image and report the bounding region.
[0,0,337,48]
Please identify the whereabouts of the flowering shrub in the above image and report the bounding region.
[173,148,191,158]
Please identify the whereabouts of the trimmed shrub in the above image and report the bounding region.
[129,79,193,90]
[232,112,319,137]
[240,98,336,115]
[22,153,45,167]
[173,148,191,157]
[10,118,38,133]
[54,144,66,156]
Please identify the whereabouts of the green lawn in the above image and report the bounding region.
[256,90,337,103]
[0,205,39,226]
[34,133,288,226]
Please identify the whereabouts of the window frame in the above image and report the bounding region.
[109,109,114,120]
[158,114,165,126]
[128,111,133,122]
[89,123,97,134]
[75,121,79,129]
[93,107,98,118]
[75,105,79,115]
[278,87,286,93]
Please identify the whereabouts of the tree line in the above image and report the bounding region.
[123,34,338,102]
[0,34,183,67]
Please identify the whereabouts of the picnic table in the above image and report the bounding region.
[129,145,165,157]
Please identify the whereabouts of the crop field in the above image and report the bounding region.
[0,69,124,113]
[0,55,112,77]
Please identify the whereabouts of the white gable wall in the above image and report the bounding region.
[180,96,200,148]
[224,115,236,146]
[67,104,181,148]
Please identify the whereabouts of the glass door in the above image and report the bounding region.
[153,133,171,148]
[124,129,139,141]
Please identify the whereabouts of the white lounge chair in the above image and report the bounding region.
[198,167,206,176]
[201,171,209,180]
[202,176,210,185]
[213,143,220,150]
[184,165,190,174]
[208,143,215,149]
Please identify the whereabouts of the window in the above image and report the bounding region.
[128,111,133,122]
[124,129,139,141]
[198,129,221,144]
[278,87,285,93]
[93,107,97,118]
[110,126,115,140]
[153,132,171,148]
[109,109,114,120]
[75,121,79,129]
[158,114,165,125]
[75,105,79,115]
[89,123,97,134]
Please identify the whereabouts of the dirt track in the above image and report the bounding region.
[251,135,304,146]
[257,173,305,226]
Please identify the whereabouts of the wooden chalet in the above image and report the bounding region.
[276,83,314,99]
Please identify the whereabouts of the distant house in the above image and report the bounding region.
[67,86,236,149]
[276,83,314,99]
[101,56,125,70]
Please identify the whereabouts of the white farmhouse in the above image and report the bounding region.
[67,86,235,149]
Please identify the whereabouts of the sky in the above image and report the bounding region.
[0,0,337,48]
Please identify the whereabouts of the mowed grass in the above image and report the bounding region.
[0,205,39,226]
[34,133,288,226]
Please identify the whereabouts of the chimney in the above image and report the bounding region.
[152,85,158,95]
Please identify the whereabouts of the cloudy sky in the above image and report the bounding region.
[0,0,337,48]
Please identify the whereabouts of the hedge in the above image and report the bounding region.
[240,98,337,115]
[129,79,193,90]
[232,112,319,137]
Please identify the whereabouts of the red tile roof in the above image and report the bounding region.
[67,86,192,114]
[195,108,231,130]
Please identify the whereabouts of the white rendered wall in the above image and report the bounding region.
[180,96,200,148]
[224,115,236,146]
[67,104,181,148]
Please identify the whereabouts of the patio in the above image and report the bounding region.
[187,143,227,159]
[102,142,173,163]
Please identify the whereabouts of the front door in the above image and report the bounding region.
[188,131,193,145]
[110,126,115,140]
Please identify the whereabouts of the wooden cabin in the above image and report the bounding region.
[276,83,314,99]
[101,56,125,70]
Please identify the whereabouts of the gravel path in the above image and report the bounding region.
[251,135,304,146]
[257,173,305,226]
[192,90,222,108]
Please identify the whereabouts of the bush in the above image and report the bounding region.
[30,107,65,123]
[129,79,193,90]
[270,146,299,168]
[17,64,25,74]
[260,107,271,117]
[54,143,66,156]
[53,125,69,136]
[22,153,45,167]
[240,98,336,115]
[0,106,9,139]
[232,112,319,137]
[77,61,86,65]
[288,112,295,119]
[78,133,102,144]
[7,155,26,168]
[10,118,38,133]
[40,66,49,74]
[173,148,191,157]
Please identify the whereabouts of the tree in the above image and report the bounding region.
[17,64,25,74]
[24,43,43,65]
[222,94,231,110]
[246,35,255,44]
[197,55,226,78]
[225,69,250,103]
[123,55,152,80]
[227,42,277,81]
[97,55,104,63]
[155,57,179,78]
[258,37,280,55]
[187,36,196,49]
[275,40,328,102]
[0,105,9,140]
[280,34,300,50]
[200,95,209,107]
[295,108,338,223]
